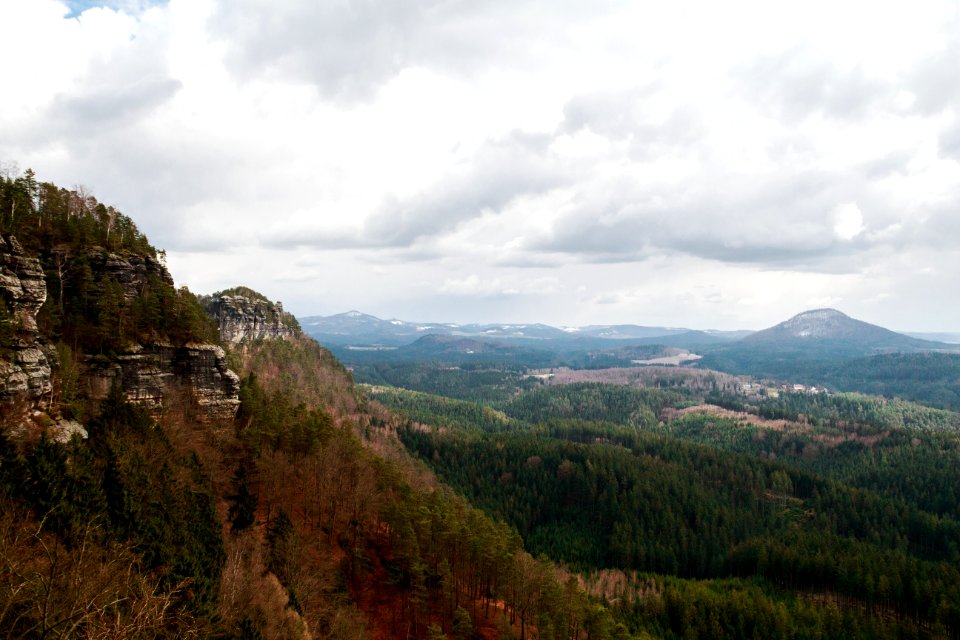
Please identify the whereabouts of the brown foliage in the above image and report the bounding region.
[0,502,196,639]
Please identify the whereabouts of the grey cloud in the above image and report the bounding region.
[561,85,662,138]
[561,86,705,158]
[906,198,960,251]
[859,149,914,179]
[908,21,960,115]
[209,0,614,101]
[528,170,885,268]
[210,0,426,101]
[43,16,181,135]
[939,120,960,159]
[737,49,891,121]
[50,76,181,132]
[265,131,567,249]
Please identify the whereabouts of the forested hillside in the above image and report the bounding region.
[374,379,960,639]
[1,172,631,639]
[6,169,960,639]
[0,170,216,355]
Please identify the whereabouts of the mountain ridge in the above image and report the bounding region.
[300,310,748,347]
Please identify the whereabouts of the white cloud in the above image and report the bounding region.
[1,0,959,330]
[832,202,865,240]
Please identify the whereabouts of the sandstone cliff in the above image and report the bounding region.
[0,235,240,423]
[87,249,174,300]
[204,288,299,345]
[84,343,240,421]
[0,234,53,403]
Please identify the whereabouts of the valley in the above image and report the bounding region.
[8,3,960,639]
[3,176,960,639]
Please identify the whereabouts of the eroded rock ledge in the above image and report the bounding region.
[84,343,241,421]
[206,292,298,345]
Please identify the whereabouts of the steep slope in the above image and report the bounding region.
[0,179,238,426]
[2,171,625,639]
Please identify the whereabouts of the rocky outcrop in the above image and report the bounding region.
[1,235,240,423]
[87,250,173,301]
[206,293,298,345]
[0,234,53,403]
[84,343,240,421]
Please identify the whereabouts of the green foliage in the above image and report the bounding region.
[0,429,22,497]
[381,374,960,637]
[1,169,217,356]
[227,463,258,533]
[750,391,960,431]
[367,385,520,432]
[663,392,960,520]
[2,389,226,620]
[350,361,538,404]
[88,390,225,616]
[237,372,334,454]
[266,510,303,613]
[236,335,358,417]
[501,382,681,428]
[701,347,960,410]
[452,606,473,640]
[1,172,154,256]
[400,422,960,633]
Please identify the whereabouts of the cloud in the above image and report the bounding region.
[526,168,884,268]
[737,49,892,122]
[560,85,705,159]
[64,0,166,18]
[264,130,567,249]
[832,202,864,240]
[907,17,960,115]
[438,273,560,299]
[4,0,960,330]
[208,0,603,102]
[940,119,960,159]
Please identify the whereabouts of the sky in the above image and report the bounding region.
[2,0,960,331]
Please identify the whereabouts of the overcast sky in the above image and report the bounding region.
[2,0,959,331]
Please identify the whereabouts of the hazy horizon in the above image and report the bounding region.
[296,306,960,337]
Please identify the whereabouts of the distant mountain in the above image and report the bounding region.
[699,308,959,381]
[742,308,938,353]
[299,311,747,348]
[300,311,570,346]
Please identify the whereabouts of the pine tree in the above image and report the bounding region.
[227,463,258,533]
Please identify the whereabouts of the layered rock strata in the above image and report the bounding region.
[207,294,297,345]
[84,344,240,421]
[0,234,53,402]
[1,235,240,422]
[87,250,174,301]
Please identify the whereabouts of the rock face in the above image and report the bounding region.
[207,293,297,345]
[1,235,240,422]
[0,234,53,403]
[87,250,174,301]
[85,344,240,421]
